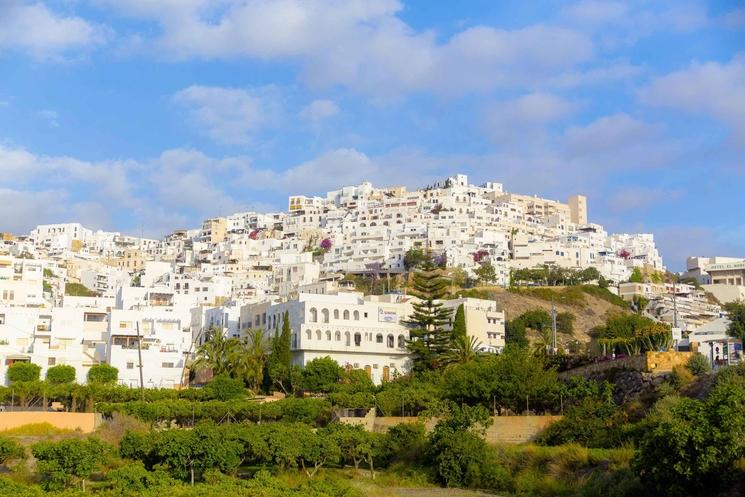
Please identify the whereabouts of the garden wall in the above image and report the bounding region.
[0,412,101,433]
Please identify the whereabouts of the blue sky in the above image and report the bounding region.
[0,0,743,269]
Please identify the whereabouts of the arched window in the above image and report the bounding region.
[321,309,329,323]
[326,330,332,341]
[333,309,339,320]
[387,335,394,348]
[353,310,360,321]
[306,329,312,340]
[343,310,350,320]
[309,308,318,323]
[316,330,322,340]
[398,335,405,348]
[376,333,383,344]
[345,332,351,346]
[335,331,341,341]
[354,333,362,346]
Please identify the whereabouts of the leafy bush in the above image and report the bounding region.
[88,364,119,384]
[32,437,110,490]
[537,397,624,448]
[203,374,246,401]
[686,353,711,375]
[0,436,26,465]
[98,397,333,427]
[633,379,745,497]
[301,357,342,392]
[106,461,174,492]
[46,364,76,384]
[7,362,41,383]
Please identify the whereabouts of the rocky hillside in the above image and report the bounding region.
[459,285,632,345]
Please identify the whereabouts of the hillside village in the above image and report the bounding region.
[0,174,742,387]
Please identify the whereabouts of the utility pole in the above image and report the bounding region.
[135,319,145,402]
[551,300,557,355]
[673,278,679,352]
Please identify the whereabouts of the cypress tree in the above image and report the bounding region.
[451,304,467,340]
[268,310,293,393]
[406,262,453,371]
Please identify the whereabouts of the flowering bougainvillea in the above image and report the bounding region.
[472,249,490,263]
[320,238,332,251]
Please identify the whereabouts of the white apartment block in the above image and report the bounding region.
[240,292,414,384]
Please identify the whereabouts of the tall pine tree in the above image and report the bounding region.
[406,262,453,371]
[268,310,293,393]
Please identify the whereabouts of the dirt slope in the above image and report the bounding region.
[487,287,631,344]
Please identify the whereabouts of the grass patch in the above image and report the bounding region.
[0,423,77,436]
[578,286,629,309]
[509,286,586,306]
[508,285,629,309]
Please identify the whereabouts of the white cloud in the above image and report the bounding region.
[639,53,745,145]
[299,99,339,122]
[607,186,681,213]
[37,109,59,128]
[0,1,106,58]
[484,92,575,144]
[723,7,745,29]
[98,0,593,96]
[173,85,279,145]
[565,113,661,155]
[562,1,628,25]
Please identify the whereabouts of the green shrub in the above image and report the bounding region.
[7,362,41,383]
[106,461,174,491]
[686,353,711,375]
[204,374,246,401]
[32,437,110,490]
[88,364,118,384]
[46,364,76,384]
[98,397,333,427]
[0,436,26,465]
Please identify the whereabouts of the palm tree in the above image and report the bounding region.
[192,329,238,376]
[443,334,484,366]
[232,329,268,392]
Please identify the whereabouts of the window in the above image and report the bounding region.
[0,314,4,325]
[326,330,331,341]
[398,335,406,348]
[376,334,383,344]
[126,362,134,369]
[335,331,341,341]
[48,357,56,366]
[321,309,329,323]
[306,330,312,340]
[343,310,350,320]
[161,362,174,368]
[310,308,318,323]
[387,335,394,348]
[354,333,362,346]
[345,332,350,346]
[316,330,322,340]
[364,312,368,318]
[353,310,360,321]
[119,321,130,329]
[333,309,339,320]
